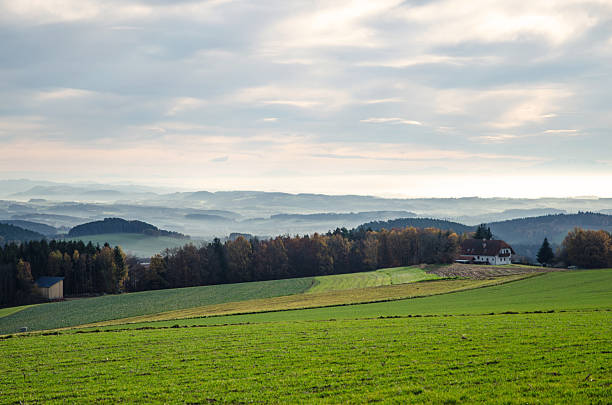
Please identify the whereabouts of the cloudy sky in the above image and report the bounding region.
[1,0,611,197]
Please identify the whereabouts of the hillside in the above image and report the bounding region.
[0,220,57,236]
[68,217,186,238]
[1,269,610,403]
[0,223,44,245]
[490,212,612,245]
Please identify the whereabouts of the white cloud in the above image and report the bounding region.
[364,98,404,104]
[166,97,208,116]
[261,0,403,53]
[36,88,95,101]
[360,117,423,126]
[231,85,352,110]
[543,129,578,134]
[358,55,499,68]
[397,0,603,46]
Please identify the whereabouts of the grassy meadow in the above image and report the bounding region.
[0,266,447,334]
[1,267,610,403]
[0,277,315,334]
[92,268,612,330]
[308,266,440,293]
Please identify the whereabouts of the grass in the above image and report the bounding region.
[99,268,612,329]
[0,265,472,334]
[0,305,34,319]
[308,266,440,293]
[1,311,610,403]
[1,268,610,403]
[0,277,315,335]
[78,275,527,329]
[63,233,194,257]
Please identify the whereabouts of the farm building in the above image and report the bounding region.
[456,239,515,265]
[35,276,64,300]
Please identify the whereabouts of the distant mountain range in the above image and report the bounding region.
[1,179,612,239]
[3,211,612,262]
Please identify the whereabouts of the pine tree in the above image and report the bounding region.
[474,224,493,240]
[537,237,555,266]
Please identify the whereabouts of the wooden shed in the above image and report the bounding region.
[35,276,64,300]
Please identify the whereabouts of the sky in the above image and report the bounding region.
[0,0,611,198]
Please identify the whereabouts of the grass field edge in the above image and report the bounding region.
[54,273,541,332]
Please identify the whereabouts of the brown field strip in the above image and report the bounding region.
[425,263,558,279]
[73,274,537,329]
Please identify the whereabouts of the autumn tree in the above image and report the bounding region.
[561,228,611,268]
[226,237,253,283]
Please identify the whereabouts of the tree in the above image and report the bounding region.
[474,224,493,240]
[536,237,555,266]
[561,228,611,268]
[16,259,33,291]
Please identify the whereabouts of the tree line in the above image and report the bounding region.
[126,227,461,292]
[536,227,612,268]
[0,226,462,306]
[0,240,128,307]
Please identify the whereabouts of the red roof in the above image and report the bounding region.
[460,239,515,256]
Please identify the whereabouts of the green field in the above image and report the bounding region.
[0,266,451,334]
[93,268,612,330]
[0,277,315,334]
[0,305,33,319]
[309,266,440,293]
[64,233,193,257]
[1,269,610,403]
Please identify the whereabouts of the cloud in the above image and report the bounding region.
[357,55,499,68]
[211,156,229,163]
[360,118,423,126]
[396,0,605,46]
[543,129,579,134]
[0,0,610,196]
[166,97,207,116]
[231,85,352,110]
[36,88,96,101]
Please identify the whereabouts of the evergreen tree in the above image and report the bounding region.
[536,237,555,266]
[474,224,493,240]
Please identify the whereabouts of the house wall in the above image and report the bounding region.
[48,281,63,299]
[474,255,511,265]
[38,281,63,300]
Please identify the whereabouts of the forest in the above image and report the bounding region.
[0,227,461,307]
[0,240,128,307]
[2,224,611,308]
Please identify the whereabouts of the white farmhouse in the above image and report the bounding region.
[456,239,514,265]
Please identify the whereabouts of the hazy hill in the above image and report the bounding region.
[68,218,187,239]
[358,218,473,234]
[456,208,567,226]
[489,212,612,245]
[0,223,45,244]
[0,220,57,236]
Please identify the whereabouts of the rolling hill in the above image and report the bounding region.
[0,220,57,236]
[0,223,44,245]
[68,217,186,238]
[358,217,473,233]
